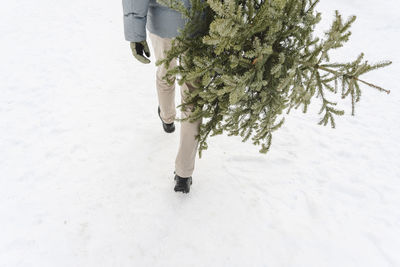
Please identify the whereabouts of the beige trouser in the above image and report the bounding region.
[148,31,202,178]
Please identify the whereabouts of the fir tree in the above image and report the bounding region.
[156,0,391,157]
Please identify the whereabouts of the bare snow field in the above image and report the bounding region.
[0,0,399,266]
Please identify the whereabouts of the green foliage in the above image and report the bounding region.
[156,0,391,157]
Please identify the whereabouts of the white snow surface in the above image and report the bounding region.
[1,0,399,266]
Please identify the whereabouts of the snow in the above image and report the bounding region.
[1,0,399,266]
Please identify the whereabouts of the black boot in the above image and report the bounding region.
[174,174,193,193]
[158,106,175,133]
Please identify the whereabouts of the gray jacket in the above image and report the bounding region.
[122,0,190,42]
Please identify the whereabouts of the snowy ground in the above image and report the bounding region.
[1,0,399,266]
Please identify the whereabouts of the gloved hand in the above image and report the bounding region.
[130,40,151,64]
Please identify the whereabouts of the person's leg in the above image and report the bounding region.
[175,79,203,178]
[149,31,201,178]
[148,31,177,124]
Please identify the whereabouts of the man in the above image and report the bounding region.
[122,0,201,193]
